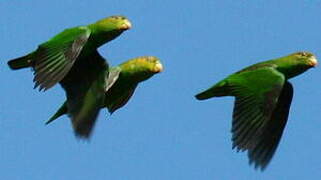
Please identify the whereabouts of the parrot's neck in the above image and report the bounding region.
[90,30,123,48]
[119,64,155,83]
[120,71,153,85]
[82,25,124,54]
[271,59,311,79]
[276,65,310,79]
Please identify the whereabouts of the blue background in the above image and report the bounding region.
[1,1,321,179]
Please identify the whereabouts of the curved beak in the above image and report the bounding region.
[120,19,132,30]
[154,61,164,73]
[309,56,318,67]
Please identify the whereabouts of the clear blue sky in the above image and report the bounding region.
[1,0,321,179]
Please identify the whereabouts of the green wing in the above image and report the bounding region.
[248,82,293,170]
[45,102,68,125]
[106,85,137,114]
[33,26,91,91]
[227,67,287,170]
[60,51,108,138]
[104,67,137,114]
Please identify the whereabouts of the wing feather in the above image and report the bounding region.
[227,67,290,170]
[32,27,91,91]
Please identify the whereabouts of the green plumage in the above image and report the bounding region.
[8,15,132,91]
[46,56,163,138]
[195,52,317,170]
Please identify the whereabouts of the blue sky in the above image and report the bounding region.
[1,0,321,179]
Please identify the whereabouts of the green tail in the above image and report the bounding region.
[195,80,230,100]
[46,102,68,125]
[7,54,32,70]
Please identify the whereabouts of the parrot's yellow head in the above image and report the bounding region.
[120,56,163,82]
[276,51,317,79]
[292,51,318,67]
[94,15,132,32]
[144,56,164,73]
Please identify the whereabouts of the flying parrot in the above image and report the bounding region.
[195,52,317,170]
[45,56,163,138]
[7,15,131,91]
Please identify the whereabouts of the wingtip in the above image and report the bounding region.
[248,154,269,171]
[45,118,54,125]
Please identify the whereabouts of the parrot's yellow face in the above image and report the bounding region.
[95,15,132,31]
[134,56,163,74]
[309,56,318,67]
[292,52,318,68]
[273,51,318,79]
[119,56,163,82]
[153,61,163,73]
[144,56,164,73]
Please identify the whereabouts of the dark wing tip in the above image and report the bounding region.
[248,149,272,171]
[45,119,54,125]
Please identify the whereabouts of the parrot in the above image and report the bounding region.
[7,15,132,91]
[45,56,163,138]
[195,52,317,170]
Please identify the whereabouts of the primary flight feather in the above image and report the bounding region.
[195,52,317,170]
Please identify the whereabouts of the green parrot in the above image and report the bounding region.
[45,56,163,138]
[195,52,317,170]
[7,15,131,91]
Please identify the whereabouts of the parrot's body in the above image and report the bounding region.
[46,56,163,138]
[8,15,132,91]
[195,52,317,170]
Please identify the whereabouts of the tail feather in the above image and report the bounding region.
[7,54,32,70]
[46,102,68,125]
[195,80,230,100]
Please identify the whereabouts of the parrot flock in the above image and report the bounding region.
[7,15,317,170]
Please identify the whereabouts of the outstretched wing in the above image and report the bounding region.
[33,26,91,91]
[227,66,289,170]
[106,85,137,114]
[247,82,293,170]
[60,51,108,138]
